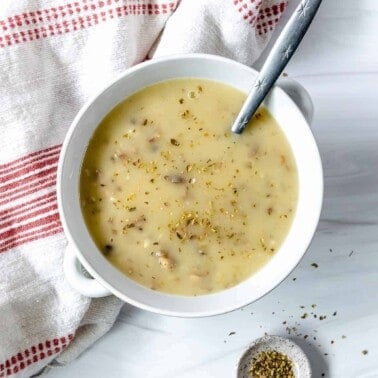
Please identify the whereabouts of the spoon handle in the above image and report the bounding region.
[231,0,323,134]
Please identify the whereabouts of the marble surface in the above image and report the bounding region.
[50,1,378,377]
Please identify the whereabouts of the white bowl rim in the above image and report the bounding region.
[57,53,323,317]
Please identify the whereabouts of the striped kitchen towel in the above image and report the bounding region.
[0,0,288,376]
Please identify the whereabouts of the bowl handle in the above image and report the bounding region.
[64,243,112,298]
[277,78,314,126]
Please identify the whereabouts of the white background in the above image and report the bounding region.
[51,0,378,377]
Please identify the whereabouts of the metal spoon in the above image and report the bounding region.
[231,0,323,134]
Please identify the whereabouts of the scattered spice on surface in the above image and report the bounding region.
[349,250,354,257]
[311,262,319,268]
[301,313,308,319]
[228,331,236,336]
[249,350,294,378]
[362,350,368,355]
[333,311,337,316]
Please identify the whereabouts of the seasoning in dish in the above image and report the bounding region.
[248,349,295,378]
[80,78,298,295]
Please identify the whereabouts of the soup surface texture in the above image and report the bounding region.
[80,79,298,296]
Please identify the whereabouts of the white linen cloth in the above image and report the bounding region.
[0,0,288,376]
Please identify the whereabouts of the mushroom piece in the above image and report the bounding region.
[190,274,202,282]
[155,251,175,270]
[164,174,186,184]
[159,256,175,270]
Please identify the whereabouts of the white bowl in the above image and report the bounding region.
[57,54,323,317]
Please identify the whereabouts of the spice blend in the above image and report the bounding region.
[249,349,295,378]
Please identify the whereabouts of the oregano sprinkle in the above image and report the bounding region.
[249,350,294,378]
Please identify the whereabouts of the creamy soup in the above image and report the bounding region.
[80,79,298,296]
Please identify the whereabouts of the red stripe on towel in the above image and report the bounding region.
[0,201,58,231]
[1,156,59,184]
[0,146,63,251]
[233,0,287,33]
[0,1,179,48]
[0,145,60,174]
[0,212,61,242]
[0,165,58,195]
[0,223,63,253]
[0,172,57,207]
[0,191,56,222]
[0,334,74,376]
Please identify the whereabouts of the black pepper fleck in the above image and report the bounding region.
[103,244,113,255]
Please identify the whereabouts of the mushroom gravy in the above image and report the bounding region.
[80,79,298,295]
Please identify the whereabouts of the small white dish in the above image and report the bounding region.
[237,335,311,378]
